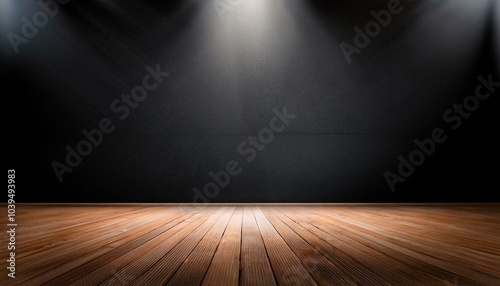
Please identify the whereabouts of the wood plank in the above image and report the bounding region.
[165,207,235,285]
[16,208,154,255]
[271,206,421,285]
[311,206,500,285]
[74,207,214,286]
[167,209,241,285]
[279,206,444,285]
[305,206,483,284]
[38,207,210,285]
[252,207,317,286]
[328,207,500,279]
[0,204,498,286]
[261,207,358,285]
[346,207,500,269]
[17,206,146,243]
[239,206,276,286]
[201,207,243,286]
[129,207,233,285]
[16,208,179,281]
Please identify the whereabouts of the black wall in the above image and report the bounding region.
[3,0,499,202]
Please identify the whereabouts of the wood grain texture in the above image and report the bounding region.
[0,204,499,285]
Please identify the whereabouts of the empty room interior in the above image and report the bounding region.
[2,0,500,285]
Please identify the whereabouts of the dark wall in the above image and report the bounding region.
[3,0,499,203]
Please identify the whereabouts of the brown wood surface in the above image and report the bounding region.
[0,204,499,285]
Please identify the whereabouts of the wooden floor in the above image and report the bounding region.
[1,205,499,285]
